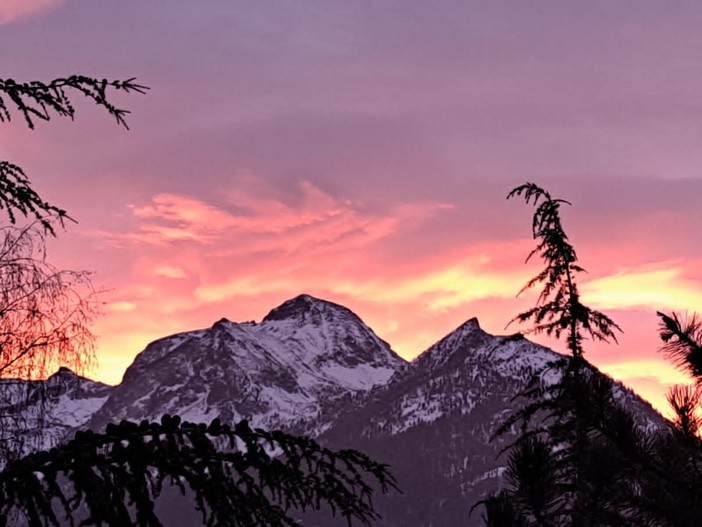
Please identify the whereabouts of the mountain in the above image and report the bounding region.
[0,295,665,526]
[314,318,662,527]
[86,294,405,434]
[0,367,111,458]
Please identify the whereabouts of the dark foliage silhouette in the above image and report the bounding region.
[657,311,702,381]
[506,183,621,357]
[0,415,397,526]
[0,74,143,456]
[0,76,147,231]
[477,183,658,526]
[478,185,702,526]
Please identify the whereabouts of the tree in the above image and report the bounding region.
[657,311,702,442]
[478,185,702,526]
[0,416,397,527]
[0,77,396,526]
[0,76,147,458]
[657,311,702,383]
[0,221,99,460]
[0,76,148,232]
[652,311,702,523]
[478,183,642,526]
[506,183,621,358]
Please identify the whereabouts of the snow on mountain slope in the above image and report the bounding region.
[0,368,112,458]
[317,318,664,527]
[0,296,670,527]
[87,294,406,433]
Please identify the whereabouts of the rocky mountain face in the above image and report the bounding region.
[0,367,111,458]
[0,294,665,526]
[315,318,662,527]
[86,294,405,434]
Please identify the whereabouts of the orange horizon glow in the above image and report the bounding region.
[74,182,702,421]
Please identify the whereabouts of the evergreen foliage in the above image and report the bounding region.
[479,183,642,526]
[0,415,397,526]
[0,76,147,231]
[507,183,621,357]
[657,311,702,381]
[479,185,702,526]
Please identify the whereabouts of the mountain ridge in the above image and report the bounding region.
[85,294,406,434]
[0,294,667,526]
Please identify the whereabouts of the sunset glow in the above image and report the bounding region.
[3,1,702,418]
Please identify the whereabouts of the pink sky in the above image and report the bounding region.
[2,1,702,416]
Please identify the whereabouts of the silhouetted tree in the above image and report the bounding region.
[658,311,702,383]
[649,311,702,524]
[0,75,147,456]
[480,186,702,526]
[0,221,99,459]
[0,416,397,526]
[506,183,621,358]
[479,183,645,527]
[0,76,147,231]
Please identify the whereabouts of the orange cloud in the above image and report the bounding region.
[0,0,63,24]
[153,265,187,279]
[86,179,702,419]
[581,262,702,312]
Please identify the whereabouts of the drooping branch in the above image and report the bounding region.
[0,76,148,230]
[0,76,149,130]
[0,416,398,527]
[0,162,68,234]
[507,182,621,358]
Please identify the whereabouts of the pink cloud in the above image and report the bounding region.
[106,179,452,255]
[0,0,63,24]
[84,179,702,417]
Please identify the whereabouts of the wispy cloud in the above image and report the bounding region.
[582,262,702,312]
[107,179,452,255]
[0,0,63,24]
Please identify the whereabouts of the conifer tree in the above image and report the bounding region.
[480,183,630,526]
[0,76,148,232]
[0,416,397,526]
[478,185,702,526]
[657,311,702,384]
[506,183,621,359]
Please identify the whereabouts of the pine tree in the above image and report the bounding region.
[478,185,702,526]
[506,183,621,359]
[0,416,397,526]
[480,183,635,527]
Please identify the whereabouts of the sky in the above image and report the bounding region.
[1,1,702,415]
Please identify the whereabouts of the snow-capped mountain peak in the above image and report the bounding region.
[411,316,494,371]
[86,295,405,433]
[0,296,667,527]
[262,293,341,323]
